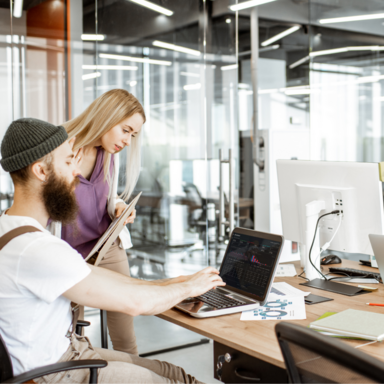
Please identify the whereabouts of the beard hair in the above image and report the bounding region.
[42,167,80,225]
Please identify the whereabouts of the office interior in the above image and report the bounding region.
[2,0,384,382]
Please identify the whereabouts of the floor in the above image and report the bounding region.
[84,247,221,383]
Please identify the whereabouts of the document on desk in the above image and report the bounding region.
[274,263,297,277]
[269,282,310,298]
[241,296,306,321]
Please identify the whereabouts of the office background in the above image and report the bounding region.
[1,0,384,380]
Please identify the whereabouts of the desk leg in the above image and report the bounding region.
[213,342,287,383]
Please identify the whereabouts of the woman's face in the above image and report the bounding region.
[100,113,144,153]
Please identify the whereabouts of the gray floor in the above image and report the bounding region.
[84,249,221,383]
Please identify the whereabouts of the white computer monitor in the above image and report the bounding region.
[276,160,384,280]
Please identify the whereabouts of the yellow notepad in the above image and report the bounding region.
[310,308,384,341]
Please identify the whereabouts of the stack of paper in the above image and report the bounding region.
[310,309,384,341]
[241,296,306,321]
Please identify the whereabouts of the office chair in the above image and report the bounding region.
[275,322,384,383]
[0,321,107,384]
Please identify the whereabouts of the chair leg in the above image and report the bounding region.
[100,310,108,349]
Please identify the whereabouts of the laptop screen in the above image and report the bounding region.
[220,231,282,299]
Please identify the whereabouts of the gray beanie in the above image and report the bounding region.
[0,118,68,173]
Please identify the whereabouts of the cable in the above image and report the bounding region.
[308,210,342,280]
[313,212,343,269]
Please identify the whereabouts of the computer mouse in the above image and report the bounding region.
[321,255,342,265]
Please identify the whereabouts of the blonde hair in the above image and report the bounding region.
[63,89,146,200]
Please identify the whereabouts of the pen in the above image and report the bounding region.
[366,303,384,307]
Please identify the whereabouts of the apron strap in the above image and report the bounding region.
[0,225,42,250]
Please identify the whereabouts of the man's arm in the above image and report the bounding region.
[63,265,224,316]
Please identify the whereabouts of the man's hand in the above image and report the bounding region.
[115,202,136,225]
[184,267,225,298]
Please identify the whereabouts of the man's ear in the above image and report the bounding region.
[30,161,49,183]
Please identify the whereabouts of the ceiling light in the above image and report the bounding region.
[129,0,173,16]
[238,83,250,89]
[319,13,384,24]
[99,53,172,66]
[153,40,200,56]
[221,64,238,71]
[261,26,300,47]
[81,34,105,41]
[226,18,231,24]
[184,83,201,90]
[129,80,137,87]
[356,74,384,84]
[82,72,101,80]
[259,44,280,53]
[82,65,138,70]
[289,56,309,69]
[229,0,277,12]
[13,0,23,18]
[180,72,200,78]
[310,46,384,57]
[284,87,311,96]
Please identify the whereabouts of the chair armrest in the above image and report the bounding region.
[3,360,107,384]
[76,320,91,335]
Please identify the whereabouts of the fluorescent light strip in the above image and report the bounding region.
[180,72,200,78]
[13,0,23,18]
[319,13,384,24]
[153,40,200,57]
[261,26,300,47]
[129,0,173,16]
[184,83,201,90]
[357,74,384,84]
[310,46,384,57]
[99,53,172,66]
[82,65,138,70]
[259,44,280,53]
[221,64,238,71]
[82,34,105,41]
[289,56,309,69]
[82,72,101,80]
[229,0,276,11]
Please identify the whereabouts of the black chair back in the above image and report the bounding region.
[275,322,384,383]
[0,333,14,382]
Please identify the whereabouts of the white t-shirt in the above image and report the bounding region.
[0,214,91,375]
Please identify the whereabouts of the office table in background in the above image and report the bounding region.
[157,260,384,383]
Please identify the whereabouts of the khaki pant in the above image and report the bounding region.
[79,241,138,355]
[35,334,204,384]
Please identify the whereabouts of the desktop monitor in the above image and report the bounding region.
[276,160,384,280]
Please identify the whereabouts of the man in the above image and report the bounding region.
[0,118,225,384]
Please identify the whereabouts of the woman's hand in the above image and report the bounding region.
[68,137,84,167]
[115,202,136,225]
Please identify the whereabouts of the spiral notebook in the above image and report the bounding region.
[85,192,142,266]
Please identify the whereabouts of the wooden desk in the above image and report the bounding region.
[157,260,384,382]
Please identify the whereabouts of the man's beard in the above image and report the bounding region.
[42,169,80,224]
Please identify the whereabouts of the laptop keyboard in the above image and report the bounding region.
[196,290,246,309]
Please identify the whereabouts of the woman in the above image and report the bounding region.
[50,89,145,355]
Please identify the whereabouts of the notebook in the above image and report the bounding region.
[175,227,284,318]
[309,308,384,341]
[85,192,142,266]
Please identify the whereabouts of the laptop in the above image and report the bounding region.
[368,234,384,280]
[175,227,284,318]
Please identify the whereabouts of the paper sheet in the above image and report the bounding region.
[241,296,306,321]
[269,282,310,299]
[274,263,297,277]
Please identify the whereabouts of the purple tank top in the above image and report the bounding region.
[61,148,114,258]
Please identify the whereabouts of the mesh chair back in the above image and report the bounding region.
[275,322,384,383]
[0,333,14,382]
